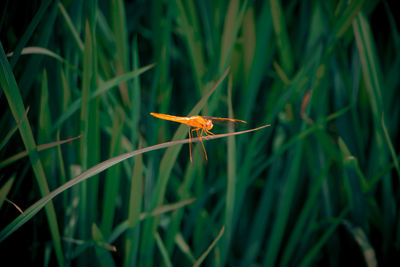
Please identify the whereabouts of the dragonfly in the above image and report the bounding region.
[150,113,247,162]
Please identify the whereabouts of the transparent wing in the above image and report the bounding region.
[202,116,247,127]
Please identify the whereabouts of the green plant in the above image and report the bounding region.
[1,0,399,266]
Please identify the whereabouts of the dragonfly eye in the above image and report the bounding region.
[206,120,213,130]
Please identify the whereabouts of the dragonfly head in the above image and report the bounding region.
[205,119,213,130]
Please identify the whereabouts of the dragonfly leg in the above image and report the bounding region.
[201,128,210,139]
[191,128,200,161]
[196,128,207,160]
[188,126,192,162]
[205,129,214,136]
[191,128,198,138]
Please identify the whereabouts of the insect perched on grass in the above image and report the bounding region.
[150,113,247,162]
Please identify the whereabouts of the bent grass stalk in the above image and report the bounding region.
[0,124,270,242]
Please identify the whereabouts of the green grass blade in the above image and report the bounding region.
[139,67,231,265]
[241,0,274,121]
[17,1,59,95]
[38,69,51,145]
[0,125,268,242]
[219,0,248,72]
[334,0,366,40]
[129,36,141,147]
[0,135,81,169]
[175,232,196,264]
[101,110,124,236]
[51,63,155,132]
[342,220,378,267]
[242,7,256,79]
[80,17,100,247]
[0,107,29,151]
[240,155,280,266]
[55,131,67,203]
[353,11,383,121]
[299,208,349,267]
[269,0,293,74]
[0,42,65,266]
[9,0,52,68]
[110,198,196,244]
[219,74,237,266]
[123,38,143,266]
[193,226,225,267]
[0,176,15,209]
[3,2,394,265]
[381,113,400,179]
[123,144,144,267]
[58,2,84,52]
[279,164,330,266]
[110,0,130,107]
[163,157,197,254]
[353,11,394,255]
[155,232,173,267]
[7,47,77,70]
[262,125,306,267]
[92,224,116,267]
[174,0,206,93]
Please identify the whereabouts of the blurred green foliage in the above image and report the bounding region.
[0,0,399,266]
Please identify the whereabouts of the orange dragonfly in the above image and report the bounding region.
[150,112,247,162]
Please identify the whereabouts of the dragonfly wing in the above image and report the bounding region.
[202,116,247,126]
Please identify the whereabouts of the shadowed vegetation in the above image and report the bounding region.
[0,0,399,266]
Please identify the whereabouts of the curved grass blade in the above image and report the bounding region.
[155,232,173,267]
[7,46,80,72]
[299,208,349,267]
[4,198,24,215]
[193,226,225,267]
[219,0,248,72]
[9,0,52,68]
[140,198,196,221]
[0,106,29,151]
[141,62,263,261]
[381,113,400,179]
[334,0,366,40]
[51,63,155,132]
[0,124,270,242]
[175,232,196,264]
[269,0,293,74]
[219,74,238,265]
[57,2,84,52]
[92,224,116,267]
[0,176,15,209]
[279,163,331,266]
[147,67,232,211]
[139,67,233,265]
[123,140,143,267]
[8,47,65,64]
[342,220,377,267]
[1,41,65,266]
[110,198,196,244]
[0,135,81,169]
